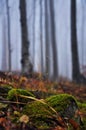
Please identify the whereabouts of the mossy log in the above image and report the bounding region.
[22,94,79,129]
[46,94,78,118]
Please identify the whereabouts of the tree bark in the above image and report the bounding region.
[6,0,11,71]
[20,0,33,75]
[33,0,36,66]
[2,16,8,71]
[45,0,49,77]
[71,0,80,81]
[49,0,58,80]
[71,0,86,83]
[40,0,43,73]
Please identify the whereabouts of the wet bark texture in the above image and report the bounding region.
[20,0,33,75]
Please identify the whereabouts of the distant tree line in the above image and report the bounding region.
[3,0,86,83]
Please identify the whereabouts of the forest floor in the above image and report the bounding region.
[0,72,86,130]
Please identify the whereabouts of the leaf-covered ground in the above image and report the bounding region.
[0,72,86,130]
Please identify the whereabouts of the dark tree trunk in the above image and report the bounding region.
[49,0,58,80]
[20,0,33,75]
[71,0,80,81]
[45,0,50,77]
[71,0,86,83]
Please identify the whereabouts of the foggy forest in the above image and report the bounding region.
[0,0,86,130]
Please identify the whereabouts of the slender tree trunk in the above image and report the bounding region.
[71,0,80,81]
[40,0,43,73]
[2,16,8,71]
[81,1,85,66]
[6,0,11,71]
[71,0,86,83]
[33,0,36,66]
[49,0,58,80]
[20,0,33,75]
[45,0,49,77]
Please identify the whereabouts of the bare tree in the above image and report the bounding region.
[32,0,36,66]
[71,0,86,83]
[49,0,58,80]
[1,16,8,71]
[81,1,85,66]
[45,0,50,77]
[40,0,43,73]
[71,0,80,81]
[20,0,33,75]
[6,0,11,71]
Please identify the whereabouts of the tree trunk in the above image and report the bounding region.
[2,16,8,71]
[81,1,85,67]
[20,0,33,75]
[45,0,50,77]
[6,0,11,71]
[49,0,58,80]
[71,0,80,81]
[40,0,43,73]
[71,0,86,83]
[33,0,36,66]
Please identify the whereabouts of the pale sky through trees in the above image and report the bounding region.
[0,0,86,80]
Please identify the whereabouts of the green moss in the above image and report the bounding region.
[23,100,56,128]
[78,102,86,129]
[23,100,54,116]
[0,85,12,93]
[23,94,78,129]
[7,88,34,103]
[78,102,86,112]
[0,85,12,98]
[46,94,78,117]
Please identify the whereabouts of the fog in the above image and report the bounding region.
[0,0,86,80]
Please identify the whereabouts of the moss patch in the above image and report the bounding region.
[23,100,57,128]
[22,94,78,129]
[46,94,78,118]
[78,102,86,112]
[0,85,12,93]
[7,88,34,103]
[78,102,86,129]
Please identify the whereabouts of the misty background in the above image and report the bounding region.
[0,0,86,81]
